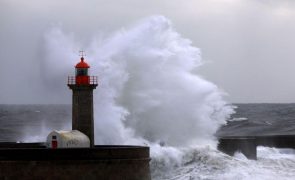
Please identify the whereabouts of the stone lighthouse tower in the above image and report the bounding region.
[68,52,98,147]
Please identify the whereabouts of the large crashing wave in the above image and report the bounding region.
[44,15,233,147]
[94,16,234,147]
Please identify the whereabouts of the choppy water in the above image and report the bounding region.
[0,104,295,180]
[0,104,70,142]
[217,103,295,136]
[1,104,295,141]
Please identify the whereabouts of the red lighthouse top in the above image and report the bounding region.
[68,51,98,86]
[75,57,90,68]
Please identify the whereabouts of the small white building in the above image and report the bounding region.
[46,130,90,148]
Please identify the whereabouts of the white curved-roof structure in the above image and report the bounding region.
[46,130,90,148]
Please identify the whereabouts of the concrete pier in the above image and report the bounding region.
[0,144,151,180]
[218,135,295,160]
[218,137,257,160]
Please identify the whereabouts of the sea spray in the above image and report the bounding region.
[43,16,233,147]
[91,16,234,146]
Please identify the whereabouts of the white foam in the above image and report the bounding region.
[89,16,233,147]
[151,146,295,180]
[228,117,248,122]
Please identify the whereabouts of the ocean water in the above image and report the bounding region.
[0,104,70,142]
[0,104,295,180]
[217,103,295,137]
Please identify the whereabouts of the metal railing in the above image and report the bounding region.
[68,76,75,85]
[89,76,98,85]
[67,76,98,85]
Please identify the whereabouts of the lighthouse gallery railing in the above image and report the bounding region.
[67,76,98,85]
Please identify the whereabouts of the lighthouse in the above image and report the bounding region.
[68,52,98,147]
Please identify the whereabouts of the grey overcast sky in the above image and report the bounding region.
[1,0,295,104]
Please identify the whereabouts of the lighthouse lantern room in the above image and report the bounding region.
[75,56,90,85]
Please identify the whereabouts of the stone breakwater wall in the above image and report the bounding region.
[218,135,295,160]
[0,144,151,180]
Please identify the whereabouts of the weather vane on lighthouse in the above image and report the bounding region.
[79,50,86,58]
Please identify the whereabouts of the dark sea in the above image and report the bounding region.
[217,103,295,136]
[1,103,294,142]
[0,104,71,142]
